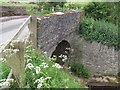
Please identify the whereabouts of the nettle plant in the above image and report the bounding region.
[25,45,81,88]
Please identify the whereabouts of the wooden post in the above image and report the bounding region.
[28,15,37,49]
[4,40,25,87]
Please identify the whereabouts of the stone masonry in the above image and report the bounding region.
[37,11,119,76]
[1,6,26,17]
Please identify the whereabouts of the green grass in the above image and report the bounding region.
[70,63,91,78]
[25,45,84,88]
[0,60,10,80]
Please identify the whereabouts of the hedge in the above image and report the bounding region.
[84,2,118,25]
[79,17,118,50]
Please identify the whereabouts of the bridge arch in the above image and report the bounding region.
[51,40,71,65]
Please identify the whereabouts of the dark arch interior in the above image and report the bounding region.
[51,40,71,65]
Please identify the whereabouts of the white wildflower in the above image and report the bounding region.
[65,51,68,54]
[63,55,67,59]
[43,52,47,55]
[62,55,67,62]
[13,49,19,53]
[58,54,63,58]
[66,48,70,50]
[1,81,10,87]
[34,77,44,88]
[34,76,51,88]
[26,63,34,70]
[26,45,32,49]
[68,66,71,69]
[37,83,42,88]
[62,59,65,62]
[39,62,49,68]
[52,55,56,58]
[10,42,14,48]
[0,58,6,62]
[66,86,68,88]
[0,79,6,82]
[52,63,63,69]
[3,49,19,57]
[26,59,32,63]
[71,49,74,52]
[34,66,41,74]
[51,55,57,61]
[44,77,51,80]
[24,54,32,58]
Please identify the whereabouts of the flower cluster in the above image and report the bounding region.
[25,63,34,70]
[3,49,19,58]
[39,62,49,68]
[34,77,51,88]
[0,58,6,62]
[34,66,41,74]
[58,54,68,62]
[52,63,63,69]
[0,79,14,88]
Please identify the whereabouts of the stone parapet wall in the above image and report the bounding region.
[0,6,27,17]
[37,11,82,54]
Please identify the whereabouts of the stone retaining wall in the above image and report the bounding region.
[70,35,119,76]
[0,6,27,17]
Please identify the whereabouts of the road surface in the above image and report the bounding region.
[0,17,29,47]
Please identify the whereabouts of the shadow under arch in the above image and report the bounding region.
[51,40,71,66]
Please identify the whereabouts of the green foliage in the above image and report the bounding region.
[25,45,83,88]
[80,17,118,50]
[0,61,10,80]
[63,2,89,10]
[84,2,118,25]
[70,63,91,78]
[64,3,82,10]
[37,2,66,12]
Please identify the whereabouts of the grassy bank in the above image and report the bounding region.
[25,45,85,88]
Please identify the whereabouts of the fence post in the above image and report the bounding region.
[28,16,37,49]
[4,40,25,87]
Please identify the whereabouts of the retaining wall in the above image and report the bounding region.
[0,6,27,17]
[70,35,119,76]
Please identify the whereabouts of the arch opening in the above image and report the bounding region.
[51,40,71,66]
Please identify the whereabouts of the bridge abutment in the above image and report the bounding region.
[36,11,118,76]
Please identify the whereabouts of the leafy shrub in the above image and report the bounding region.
[64,3,82,10]
[37,2,66,11]
[84,2,118,25]
[70,63,91,78]
[80,17,118,50]
[25,45,83,88]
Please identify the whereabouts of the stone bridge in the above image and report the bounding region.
[37,11,82,57]
[35,11,118,76]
